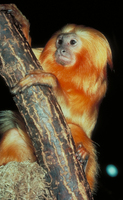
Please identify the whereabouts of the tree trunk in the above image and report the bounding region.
[0,10,93,200]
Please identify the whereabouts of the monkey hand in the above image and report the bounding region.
[0,4,31,44]
[76,143,89,171]
[11,70,58,94]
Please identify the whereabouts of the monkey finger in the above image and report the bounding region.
[11,85,21,94]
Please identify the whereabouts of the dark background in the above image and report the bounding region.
[0,1,122,199]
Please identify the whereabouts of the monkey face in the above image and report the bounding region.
[55,33,82,66]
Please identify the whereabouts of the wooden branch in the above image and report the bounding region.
[0,9,93,200]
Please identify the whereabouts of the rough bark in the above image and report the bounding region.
[0,10,93,200]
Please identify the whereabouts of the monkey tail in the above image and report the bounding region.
[0,110,26,135]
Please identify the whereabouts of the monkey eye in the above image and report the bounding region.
[70,39,77,45]
[58,39,63,45]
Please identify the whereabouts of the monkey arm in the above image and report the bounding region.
[11,70,58,93]
[11,69,68,108]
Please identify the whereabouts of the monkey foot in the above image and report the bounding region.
[76,143,89,171]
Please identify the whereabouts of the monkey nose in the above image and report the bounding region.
[60,49,66,56]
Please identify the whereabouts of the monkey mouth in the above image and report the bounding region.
[56,55,71,66]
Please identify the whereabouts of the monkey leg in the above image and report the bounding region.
[68,123,90,170]
[68,123,98,192]
[0,4,31,45]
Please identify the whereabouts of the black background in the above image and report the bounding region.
[0,1,122,199]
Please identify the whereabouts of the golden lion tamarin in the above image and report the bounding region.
[0,4,112,193]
